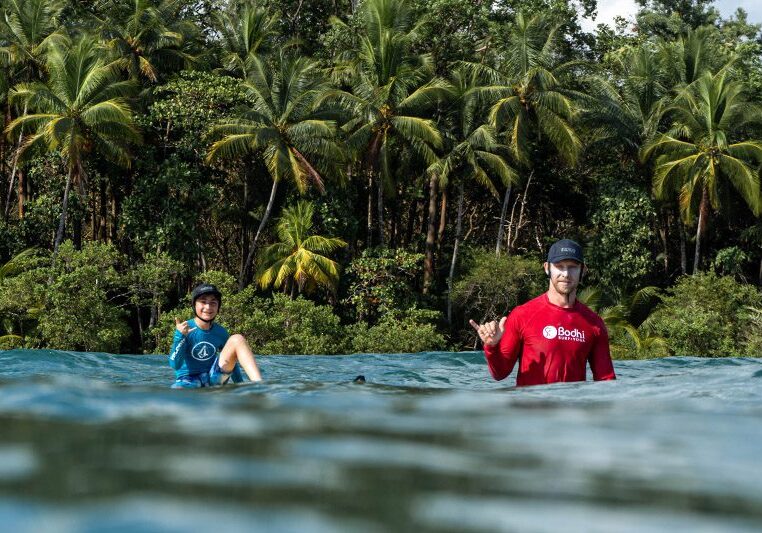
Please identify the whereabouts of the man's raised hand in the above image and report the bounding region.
[469,316,507,347]
[175,317,196,336]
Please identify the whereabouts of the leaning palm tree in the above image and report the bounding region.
[467,12,584,254]
[641,70,762,273]
[207,52,344,288]
[257,201,347,296]
[5,36,140,258]
[327,0,447,246]
[213,0,279,79]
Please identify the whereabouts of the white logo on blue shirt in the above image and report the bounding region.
[192,341,217,361]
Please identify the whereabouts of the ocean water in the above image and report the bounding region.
[1,349,762,532]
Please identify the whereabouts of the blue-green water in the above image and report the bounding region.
[1,349,762,532]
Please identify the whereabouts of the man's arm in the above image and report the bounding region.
[469,312,521,381]
[482,314,522,381]
[589,323,616,381]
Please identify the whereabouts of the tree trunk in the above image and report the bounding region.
[239,178,279,288]
[240,174,250,281]
[390,186,399,248]
[136,306,144,347]
[693,186,709,275]
[367,170,374,247]
[495,183,512,256]
[5,103,28,221]
[17,169,25,219]
[403,197,417,248]
[53,167,75,261]
[423,173,439,294]
[377,171,384,247]
[437,183,448,251]
[678,216,687,275]
[660,207,670,275]
[447,180,465,326]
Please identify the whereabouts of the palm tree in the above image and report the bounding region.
[5,36,140,258]
[583,43,669,158]
[327,0,447,246]
[427,67,518,305]
[578,285,668,358]
[0,0,67,220]
[641,70,762,273]
[97,0,198,84]
[257,200,347,296]
[207,53,344,288]
[213,0,279,79]
[468,12,584,254]
[661,26,730,90]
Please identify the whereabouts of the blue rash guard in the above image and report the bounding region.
[168,319,243,385]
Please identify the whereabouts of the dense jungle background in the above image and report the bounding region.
[2,0,762,358]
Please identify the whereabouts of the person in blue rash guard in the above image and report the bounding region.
[169,284,263,388]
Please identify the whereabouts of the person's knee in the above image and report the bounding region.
[229,334,246,346]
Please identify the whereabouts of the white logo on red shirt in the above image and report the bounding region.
[542,325,558,339]
[542,325,586,343]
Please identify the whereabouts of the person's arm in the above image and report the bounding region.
[589,322,616,381]
[168,330,189,370]
[483,313,522,381]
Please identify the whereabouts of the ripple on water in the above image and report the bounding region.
[2,350,762,532]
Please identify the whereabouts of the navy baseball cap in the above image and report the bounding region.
[547,239,584,264]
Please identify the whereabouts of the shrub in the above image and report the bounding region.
[344,247,424,322]
[38,241,130,353]
[645,272,762,356]
[348,308,447,354]
[451,249,546,323]
[150,283,347,355]
[586,181,657,296]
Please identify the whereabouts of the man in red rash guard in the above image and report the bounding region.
[469,239,616,387]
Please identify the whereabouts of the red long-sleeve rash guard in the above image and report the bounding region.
[483,293,616,386]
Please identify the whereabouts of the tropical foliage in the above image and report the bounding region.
[1,0,762,357]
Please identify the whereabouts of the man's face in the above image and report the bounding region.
[195,294,220,321]
[544,259,583,296]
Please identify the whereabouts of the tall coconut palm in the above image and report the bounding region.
[0,0,66,73]
[213,0,279,79]
[97,0,198,84]
[426,66,518,300]
[660,26,730,90]
[327,0,447,246]
[207,53,344,288]
[642,70,762,273]
[5,36,140,258]
[0,0,67,219]
[583,43,670,158]
[468,12,584,254]
[256,200,347,296]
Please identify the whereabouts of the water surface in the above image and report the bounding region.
[1,349,761,532]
